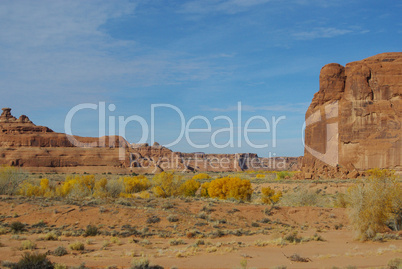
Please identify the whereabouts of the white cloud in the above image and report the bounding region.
[179,0,272,15]
[204,103,309,113]
[292,27,353,40]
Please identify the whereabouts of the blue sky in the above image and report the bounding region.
[0,0,401,157]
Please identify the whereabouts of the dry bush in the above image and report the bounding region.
[279,186,326,207]
[347,168,402,240]
[20,240,36,250]
[0,166,27,195]
[105,179,124,198]
[201,176,253,201]
[69,241,85,251]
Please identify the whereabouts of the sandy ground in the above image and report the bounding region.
[0,194,400,268]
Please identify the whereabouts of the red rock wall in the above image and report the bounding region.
[302,53,401,179]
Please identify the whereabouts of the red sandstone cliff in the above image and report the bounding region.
[302,52,401,179]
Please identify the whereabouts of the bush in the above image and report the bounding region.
[388,258,402,269]
[122,175,151,194]
[347,169,402,240]
[20,240,36,250]
[0,166,27,195]
[53,246,68,256]
[192,173,211,180]
[69,241,85,251]
[42,231,59,241]
[56,175,95,198]
[178,179,200,197]
[202,176,253,201]
[18,178,52,197]
[152,172,183,198]
[261,187,282,205]
[106,179,124,198]
[85,225,98,236]
[167,215,179,223]
[146,216,161,224]
[169,239,185,246]
[10,252,54,269]
[10,221,25,233]
[276,171,292,180]
[280,186,324,207]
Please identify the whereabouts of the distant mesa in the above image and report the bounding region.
[0,108,299,173]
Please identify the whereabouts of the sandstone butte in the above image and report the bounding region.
[0,107,300,173]
[1,52,400,177]
[301,52,401,179]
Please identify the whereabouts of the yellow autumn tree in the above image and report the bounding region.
[203,176,253,201]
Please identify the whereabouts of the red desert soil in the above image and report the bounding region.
[0,196,400,268]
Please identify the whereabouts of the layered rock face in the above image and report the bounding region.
[302,53,401,179]
[0,108,300,173]
[0,108,127,168]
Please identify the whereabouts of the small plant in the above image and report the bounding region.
[169,239,186,246]
[276,171,292,180]
[192,173,211,180]
[131,258,149,269]
[146,216,161,224]
[167,215,179,223]
[20,240,36,250]
[42,231,59,241]
[85,225,98,236]
[53,246,68,257]
[261,186,282,205]
[10,221,25,233]
[69,241,85,251]
[240,259,248,269]
[388,258,402,269]
[110,237,121,245]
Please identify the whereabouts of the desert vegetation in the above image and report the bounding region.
[0,166,400,268]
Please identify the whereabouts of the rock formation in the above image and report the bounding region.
[301,52,401,179]
[0,108,300,173]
